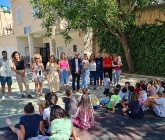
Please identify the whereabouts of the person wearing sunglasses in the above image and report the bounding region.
[31,54,45,97]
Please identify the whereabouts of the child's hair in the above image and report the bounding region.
[125,81,130,86]
[128,86,135,93]
[121,87,127,93]
[104,72,109,77]
[149,80,154,86]
[48,93,58,106]
[162,90,165,96]
[130,92,138,102]
[156,92,162,97]
[160,81,165,88]
[141,84,147,91]
[24,102,34,114]
[140,80,145,85]
[136,82,141,88]
[66,89,72,97]
[50,105,70,122]
[107,92,113,98]
[116,84,121,89]
[82,88,90,95]
[80,94,92,109]
[114,88,120,95]
[45,93,52,107]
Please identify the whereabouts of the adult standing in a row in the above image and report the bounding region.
[89,54,97,90]
[0,51,14,100]
[96,52,104,88]
[59,53,70,94]
[103,53,113,82]
[46,55,59,92]
[12,51,32,98]
[81,54,90,89]
[70,52,82,92]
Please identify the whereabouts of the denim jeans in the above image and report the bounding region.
[113,70,121,84]
[90,71,97,86]
[81,68,90,88]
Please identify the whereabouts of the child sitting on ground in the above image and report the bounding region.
[134,82,141,95]
[37,92,51,115]
[63,89,77,117]
[147,81,156,97]
[154,79,160,92]
[142,90,165,118]
[122,92,144,119]
[119,87,129,103]
[159,81,165,94]
[100,92,113,108]
[73,94,95,129]
[107,88,125,113]
[43,93,58,135]
[139,84,148,105]
[49,105,80,140]
[6,102,46,140]
[103,72,110,96]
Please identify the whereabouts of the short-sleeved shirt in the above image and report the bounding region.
[103,58,112,68]
[96,57,103,71]
[103,77,110,89]
[19,114,42,140]
[64,98,77,115]
[159,87,164,94]
[108,95,121,108]
[13,59,24,70]
[43,107,51,121]
[155,98,165,117]
[50,118,72,140]
[0,58,13,77]
[119,90,129,101]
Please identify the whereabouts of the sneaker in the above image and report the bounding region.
[9,96,15,99]
[27,94,33,98]
[2,96,5,100]
[100,86,104,90]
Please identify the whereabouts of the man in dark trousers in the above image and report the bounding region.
[70,52,82,92]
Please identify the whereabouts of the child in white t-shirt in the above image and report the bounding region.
[103,72,110,96]
[143,90,165,117]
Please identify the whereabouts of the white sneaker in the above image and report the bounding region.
[9,96,15,99]
[2,96,5,100]
[142,106,147,111]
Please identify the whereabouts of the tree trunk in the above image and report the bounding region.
[120,31,134,73]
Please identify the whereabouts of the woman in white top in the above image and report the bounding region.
[81,54,90,89]
[139,84,148,105]
[89,54,97,90]
[31,54,45,96]
[46,55,60,92]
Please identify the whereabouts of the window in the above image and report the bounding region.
[16,6,22,24]
[73,45,77,52]
[32,7,39,18]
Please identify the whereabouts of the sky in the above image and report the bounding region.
[0,0,11,8]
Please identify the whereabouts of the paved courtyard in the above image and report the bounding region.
[0,70,165,140]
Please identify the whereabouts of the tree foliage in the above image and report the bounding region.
[98,22,165,76]
[30,0,165,72]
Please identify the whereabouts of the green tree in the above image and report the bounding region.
[30,0,165,72]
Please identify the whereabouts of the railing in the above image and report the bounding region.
[0,23,14,36]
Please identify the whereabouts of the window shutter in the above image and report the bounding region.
[16,7,22,24]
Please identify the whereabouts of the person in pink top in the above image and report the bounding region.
[112,54,122,85]
[58,53,70,94]
[73,94,95,129]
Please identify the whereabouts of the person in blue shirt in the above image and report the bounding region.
[6,102,46,140]
[122,92,144,119]
[96,52,104,89]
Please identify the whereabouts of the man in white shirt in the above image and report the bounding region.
[0,51,14,100]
